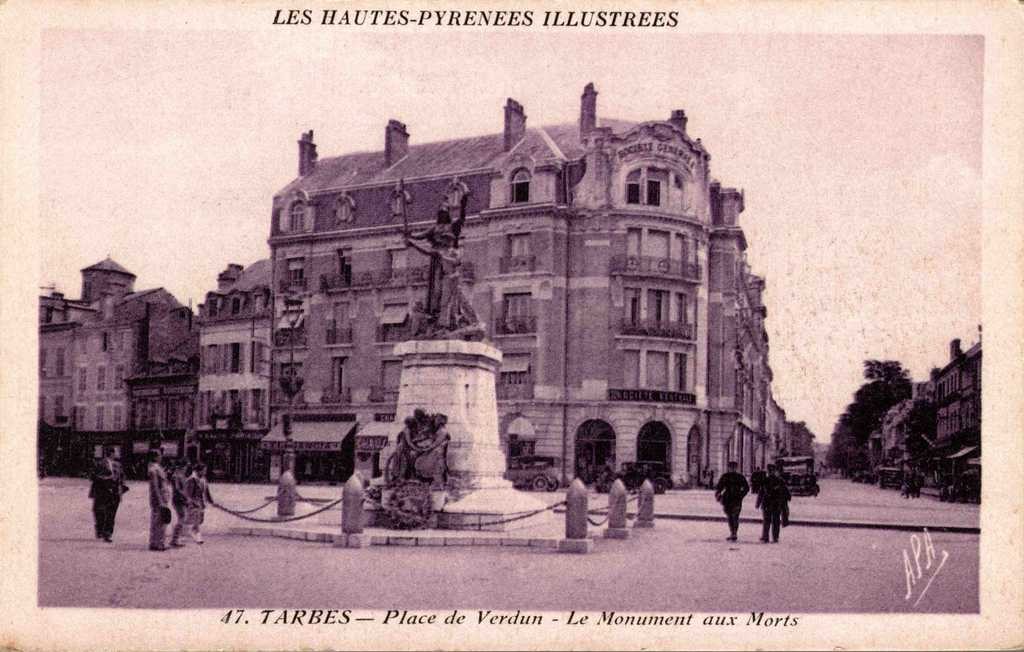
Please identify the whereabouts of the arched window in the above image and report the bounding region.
[626,169,642,204]
[288,201,306,232]
[511,169,530,204]
[625,167,669,207]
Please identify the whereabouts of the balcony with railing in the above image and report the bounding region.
[609,255,701,282]
[201,305,272,324]
[618,318,696,340]
[376,323,412,343]
[320,387,352,404]
[325,324,353,345]
[368,385,400,403]
[497,380,534,400]
[274,327,308,347]
[495,315,537,335]
[320,263,476,293]
[279,277,308,293]
[499,255,537,274]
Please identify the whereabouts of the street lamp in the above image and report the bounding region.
[279,294,305,475]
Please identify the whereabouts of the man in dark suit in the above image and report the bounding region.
[88,446,127,542]
[714,461,750,541]
[757,464,792,543]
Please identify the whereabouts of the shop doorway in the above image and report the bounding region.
[574,419,616,484]
[637,421,672,471]
[687,425,702,485]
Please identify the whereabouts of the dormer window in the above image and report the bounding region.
[625,167,668,207]
[511,169,531,204]
[288,201,306,232]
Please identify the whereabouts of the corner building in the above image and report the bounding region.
[265,84,783,485]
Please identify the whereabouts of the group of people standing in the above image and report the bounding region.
[87,447,212,551]
[714,461,792,543]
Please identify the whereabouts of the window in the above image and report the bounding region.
[623,350,640,388]
[54,395,64,419]
[499,354,531,385]
[288,202,306,232]
[626,170,642,204]
[675,353,688,392]
[102,332,109,351]
[75,406,85,429]
[388,248,408,271]
[78,368,87,391]
[646,169,667,207]
[167,398,180,427]
[250,389,264,424]
[222,345,231,374]
[229,390,241,417]
[646,351,669,388]
[40,348,48,377]
[122,331,130,351]
[379,303,409,341]
[674,233,688,263]
[113,405,123,430]
[644,229,670,259]
[381,360,402,390]
[676,293,689,324]
[231,297,241,315]
[337,250,352,285]
[96,405,105,431]
[511,169,530,204]
[503,293,532,319]
[648,290,669,323]
[230,342,242,373]
[624,287,641,324]
[115,364,124,388]
[287,258,305,283]
[626,228,641,257]
[77,336,87,354]
[332,357,346,392]
[508,233,531,257]
[332,302,350,325]
[97,366,106,391]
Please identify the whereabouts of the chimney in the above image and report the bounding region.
[579,82,597,138]
[949,338,962,360]
[669,109,688,133]
[385,119,409,167]
[503,98,527,151]
[217,263,244,292]
[298,130,317,176]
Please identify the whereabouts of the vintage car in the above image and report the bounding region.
[595,461,673,494]
[504,456,561,492]
[876,466,904,489]
[777,456,821,497]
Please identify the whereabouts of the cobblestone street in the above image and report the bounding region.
[39,477,978,612]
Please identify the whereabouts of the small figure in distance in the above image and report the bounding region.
[714,461,749,542]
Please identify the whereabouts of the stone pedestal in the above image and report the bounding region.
[391,339,552,531]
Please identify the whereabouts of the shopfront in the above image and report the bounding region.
[198,429,264,482]
[260,415,357,484]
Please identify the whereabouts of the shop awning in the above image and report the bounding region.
[947,446,978,459]
[355,421,394,452]
[260,421,356,452]
[501,355,532,373]
[380,304,408,325]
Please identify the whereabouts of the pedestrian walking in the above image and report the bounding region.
[88,445,128,542]
[714,461,750,541]
[185,463,212,544]
[757,464,792,543]
[147,450,171,551]
[169,459,191,548]
[750,466,767,496]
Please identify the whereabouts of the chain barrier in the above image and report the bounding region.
[211,497,344,524]
[211,498,277,515]
[360,494,568,530]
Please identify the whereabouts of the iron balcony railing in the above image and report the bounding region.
[320,263,476,293]
[497,381,534,400]
[368,385,399,403]
[279,277,308,292]
[274,327,308,347]
[325,324,353,345]
[609,255,701,281]
[320,387,352,404]
[618,318,696,340]
[499,255,536,274]
[495,315,537,335]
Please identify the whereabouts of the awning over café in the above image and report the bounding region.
[260,421,356,452]
[947,446,978,459]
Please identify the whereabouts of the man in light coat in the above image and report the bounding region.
[147,450,171,551]
[185,463,212,544]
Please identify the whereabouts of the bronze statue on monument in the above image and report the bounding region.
[391,178,486,341]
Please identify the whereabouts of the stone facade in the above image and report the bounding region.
[264,84,789,487]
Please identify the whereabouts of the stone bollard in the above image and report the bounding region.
[277,468,297,518]
[604,479,630,539]
[336,473,370,548]
[635,479,655,528]
[558,478,593,553]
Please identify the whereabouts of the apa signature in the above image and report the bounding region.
[901,527,950,607]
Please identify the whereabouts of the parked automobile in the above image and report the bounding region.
[595,461,673,494]
[777,456,820,497]
[877,466,903,489]
[850,469,877,484]
[505,456,561,492]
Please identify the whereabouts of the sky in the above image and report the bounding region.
[38,30,983,442]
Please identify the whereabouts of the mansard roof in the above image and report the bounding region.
[275,118,639,197]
